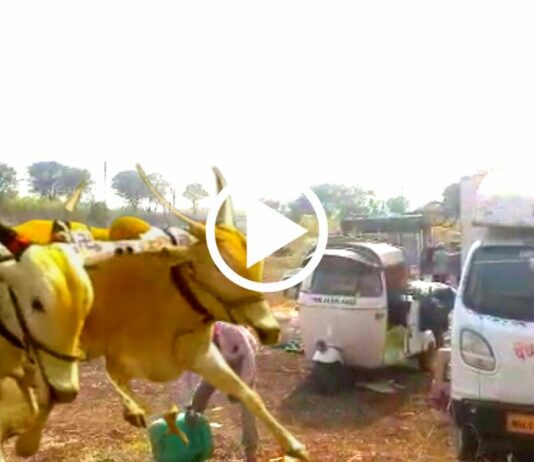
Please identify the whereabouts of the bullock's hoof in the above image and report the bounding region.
[15,431,41,457]
[286,443,310,461]
[124,409,147,428]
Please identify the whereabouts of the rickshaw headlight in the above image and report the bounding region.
[460,329,496,372]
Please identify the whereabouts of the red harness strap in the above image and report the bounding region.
[0,226,31,258]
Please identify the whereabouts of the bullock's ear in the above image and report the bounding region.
[0,223,32,259]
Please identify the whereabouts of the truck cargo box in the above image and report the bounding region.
[473,170,534,229]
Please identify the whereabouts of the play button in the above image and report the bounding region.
[246,200,307,268]
[206,179,328,293]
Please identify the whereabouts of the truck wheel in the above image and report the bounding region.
[512,450,534,462]
[418,343,437,372]
[453,424,478,461]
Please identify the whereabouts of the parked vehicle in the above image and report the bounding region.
[451,170,534,461]
[290,239,454,393]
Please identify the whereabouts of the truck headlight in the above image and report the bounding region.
[460,329,496,372]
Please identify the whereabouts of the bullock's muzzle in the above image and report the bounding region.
[230,299,281,346]
[50,386,78,404]
[39,353,80,404]
[256,326,281,346]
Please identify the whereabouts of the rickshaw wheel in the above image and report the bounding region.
[309,361,352,395]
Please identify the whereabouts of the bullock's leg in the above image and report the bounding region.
[105,362,147,427]
[0,429,5,462]
[189,344,308,461]
[15,400,53,457]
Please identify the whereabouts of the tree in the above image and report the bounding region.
[442,182,460,221]
[0,162,18,201]
[312,184,384,219]
[57,166,92,198]
[386,195,410,214]
[286,194,314,222]
[146,173,170,212]
[183,183,208,218]
[27,161,92,200]
[337,187,384,218]
[27,161,64,199]
[286,184,382,222]
[112,170,149,209]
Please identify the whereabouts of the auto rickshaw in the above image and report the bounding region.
[292,240,455,385]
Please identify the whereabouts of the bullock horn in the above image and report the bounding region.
[212,167,235,228]
[135,164,205,237]
[64,180,87,213]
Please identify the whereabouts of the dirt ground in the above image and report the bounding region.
[4,254,456,461]
[5,348,455,462]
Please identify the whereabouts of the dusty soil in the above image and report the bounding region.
[4,254,456,461]
[5,348,455,462]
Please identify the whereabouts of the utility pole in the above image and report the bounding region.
[103,161,107,206]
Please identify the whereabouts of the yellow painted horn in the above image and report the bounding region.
[136,164,205,238]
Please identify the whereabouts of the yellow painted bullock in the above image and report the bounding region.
[0,237,94,460]
[3,165,309,460]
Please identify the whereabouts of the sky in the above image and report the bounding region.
[1,2,534,211]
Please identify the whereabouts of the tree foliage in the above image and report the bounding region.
[146,173,170,211]
[442,182,460,220]
[112,170,149,209]
[286,184,386,221]
[27,161,92,200]
[183,183,208,217]
[0,162,18,201]
[386,195,410,214]
[57,166,92,198]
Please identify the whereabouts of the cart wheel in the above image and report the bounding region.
[418,343,437,372]
[453,424,478,461]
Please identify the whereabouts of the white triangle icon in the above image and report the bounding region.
[246,200,307,268]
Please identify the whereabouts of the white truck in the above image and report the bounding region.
[459,173,487,266]
[450,170,534,461]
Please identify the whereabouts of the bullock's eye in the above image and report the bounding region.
[32,299,45,312]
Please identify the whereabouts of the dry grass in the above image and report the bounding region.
[5,350,455,462]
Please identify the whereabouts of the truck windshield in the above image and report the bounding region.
[310,255,383,297]
[463,246,534,322]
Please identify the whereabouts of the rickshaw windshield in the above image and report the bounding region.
[463,246,534,322]
[310,255,383,297]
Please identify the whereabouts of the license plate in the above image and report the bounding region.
[506,413,534,435]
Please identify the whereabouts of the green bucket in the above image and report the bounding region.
[148,408,213,462]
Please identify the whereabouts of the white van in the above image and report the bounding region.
[451,171,534,461]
